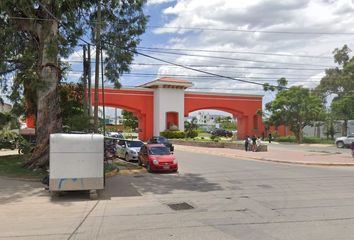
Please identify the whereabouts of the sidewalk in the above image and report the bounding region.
[175,144,354,166]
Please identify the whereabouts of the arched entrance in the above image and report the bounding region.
[94,77,264,140]
[96,88,154,141]
[184,92,264,139]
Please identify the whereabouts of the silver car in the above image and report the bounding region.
[335,134,354,148]
[116,139,144,161]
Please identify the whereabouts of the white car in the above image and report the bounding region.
[335,134,354,148]
[116,139,144,161]
[106,132,124,139]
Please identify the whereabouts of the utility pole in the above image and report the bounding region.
[87,44,92,117]
[83,45,87,115]
[101,47,106,135]
[93,2,101,133]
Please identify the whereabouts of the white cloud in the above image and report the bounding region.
[144,0,354,107]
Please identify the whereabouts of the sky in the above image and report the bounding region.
[58,0,354,117]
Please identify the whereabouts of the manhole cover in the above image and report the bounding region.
[167,202,194,211]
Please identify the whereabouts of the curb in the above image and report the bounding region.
[238,156,354,167]
[176,146,354,167]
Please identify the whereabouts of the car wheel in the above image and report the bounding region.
[336,141,345,148]
[125,153,130,162]
[146,162,152,173]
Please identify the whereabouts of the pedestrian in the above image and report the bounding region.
[251,135,257,152]
[256,136,262,152]
[268,133,272,143]
[351,141,354,159]
[244,135,249,152]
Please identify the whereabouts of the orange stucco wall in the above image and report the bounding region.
[95,88,154,141]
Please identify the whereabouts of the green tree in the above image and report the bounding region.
[331,92,354,135]
[315,45,354,135]
[323,110,339,140]
[184,117,198,138]
[0,1,147,169]
[266,86,324,143]
[59,83,91,132]
[122,110,138,131]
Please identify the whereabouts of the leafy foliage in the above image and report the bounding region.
[315,45,354,135]
[0,1,148,168]
[160,131,185,139]
[122,110,138,130]
[184,117,198,138]
[266,86,324,143]
[59,83,92,132]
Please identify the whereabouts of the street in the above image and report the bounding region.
[1,148,354,239]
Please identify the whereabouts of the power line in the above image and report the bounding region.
[137,47,333,59]
[130,63,326,71]
[68,68,321,77]
[63,60,326,71]
[6,16,354,36]
[67,70,322,81]
[138,49,333,67]
[101,41,292,89]
[36,2,92,46]
[148,25,354,36]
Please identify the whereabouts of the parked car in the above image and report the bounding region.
[0,138,16,150]
[138,144,178,172]
[106,132,124,139]
[211,128,233,137]
[147,136,174,152]
[335,134,354,148]
[116,139,144,161]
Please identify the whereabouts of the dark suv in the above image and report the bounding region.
[211,128,233,137]
[147,136,174,152]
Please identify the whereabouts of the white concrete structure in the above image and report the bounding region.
[303,120,354,138]
[49,134,104,193]
[141,77,193,136]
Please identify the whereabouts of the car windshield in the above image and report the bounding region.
[158,137,168,143]
[126,141,144,148]
[111,134,123,139]
[149,146,170,155]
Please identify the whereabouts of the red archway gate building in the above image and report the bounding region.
[97,77,264,140]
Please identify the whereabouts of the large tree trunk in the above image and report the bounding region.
[24,17,62,169]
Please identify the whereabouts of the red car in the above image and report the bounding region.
[138,144,178,172]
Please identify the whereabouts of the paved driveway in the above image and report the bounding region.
[1,149,354,239]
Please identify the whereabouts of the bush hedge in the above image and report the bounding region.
[160,131,185,139]
[276,136,334,144]
[185,130,198,138]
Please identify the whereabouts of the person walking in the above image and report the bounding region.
[251,135,257,152]
[268,133,272,143]
[244,135,249,152]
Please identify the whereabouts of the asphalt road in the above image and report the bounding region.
[268,142,348,154]
[1,149,354,239]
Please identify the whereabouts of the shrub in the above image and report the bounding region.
[277,136,297,142]
[210,135,220,142]
[185,130,198,138]
[160,131,185,139]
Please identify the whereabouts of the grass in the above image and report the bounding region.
[0,154,47,179]
[276,136,335,144]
